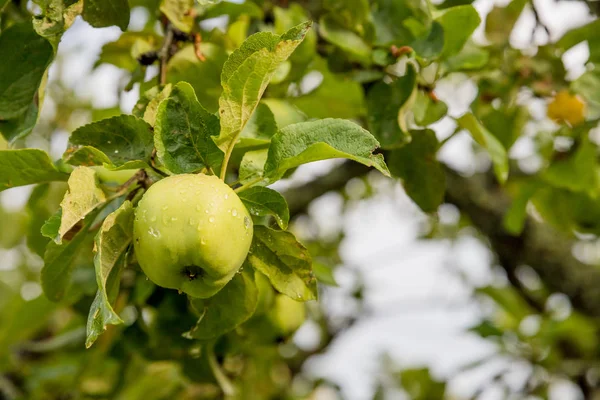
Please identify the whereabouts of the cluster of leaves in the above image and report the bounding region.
[1,0,600,398]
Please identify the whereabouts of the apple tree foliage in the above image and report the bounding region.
[1,0,600,398]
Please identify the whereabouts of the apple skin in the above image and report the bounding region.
[133,174,253,298]
[269,294,306,335]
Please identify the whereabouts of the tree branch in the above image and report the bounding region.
[283,161,600,318]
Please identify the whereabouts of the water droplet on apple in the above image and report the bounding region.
[150,216,157,222]
[224,193,229,199]
[148,227,160,238]
[200,238,206,245]
[209,216,215,223]
[244,216,251,229]
[232,209,238,217]
[171,217,178,222]
[162,205,169,211]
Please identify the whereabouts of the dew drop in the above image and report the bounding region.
[162,205,169,211]
[224,193,229,200]
[107,140,112,144]
[204,209,209,214]
[114,150,119,154]
[188,218,197,226]
[197,223,202,231]
[148,227,160,238]
[200,238,206,245]
[150,216,157,222]
[171,217,178,222]
[209,202,215,207]
[209,216,215,223]
[232,209,238,217]
[227,209,231,213]
[297,294,302,300]
[244,216,251,229]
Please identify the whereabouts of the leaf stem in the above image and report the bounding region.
[207,343,236,397]
[234,177,264,193]
[219,145,234,181]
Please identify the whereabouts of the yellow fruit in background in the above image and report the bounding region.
[133,174,253,298]
[547,90,586,126]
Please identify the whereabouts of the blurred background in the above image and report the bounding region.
[2,0,600,399]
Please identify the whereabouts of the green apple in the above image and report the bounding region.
[268,294,306,335]
[133,173,253,298]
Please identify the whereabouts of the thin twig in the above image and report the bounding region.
[158,23,175,86]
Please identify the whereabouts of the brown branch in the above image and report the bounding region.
[283,161,600,318]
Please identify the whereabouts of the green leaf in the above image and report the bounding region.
[366,64,417,148]
[32,0,83,49]
[41,209,62,240]
[215,21,311,156]
[26,183,67,256]
[202,0,263,20]
[154,82,223,174]
[312,262,338,286]
[387,130,445,212]
[436,5,480,58]
[399,368,446,400]
[263,119,390,183]
[557,19,600,52]
[183,268,258,340]
[0,23,53,120]
[82,0,130,30]
[572,70,600,106]
[240,103,278,143]
[469,320,504,338]
[542,137,600,194]
[485,0,527,44]
[166,43,228,113]
[239,149,268,184]
[160,0,194,33]
[532,187,600,234]
[55,167,106,244]
[238,187,290,229]
[444,42,489,72]
[41,213,96,301]
[0,102,39,144]
[372,0,429,46]
[64,115,154,170]
[142,84,173,126]
[503,180,540,235]
[86,201,134,348]
[247,226,316,301]
[319,14,371,61]
[274,4,317,66]
[412,91,448,126]
[411,21,444,59]
[0,149,67,192]
[291,57,365,119]
[96,32,161,72]
[457,113,508,183]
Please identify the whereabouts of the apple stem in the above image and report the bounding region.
[208,343,236,396]
[234,177,264,193]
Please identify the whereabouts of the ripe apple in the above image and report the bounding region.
[133,174,253,298]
